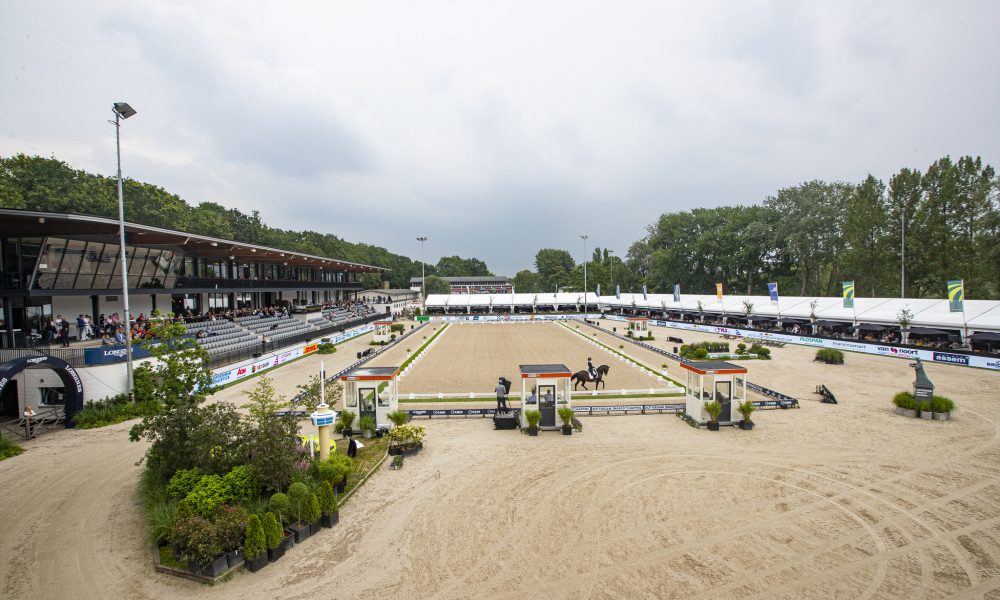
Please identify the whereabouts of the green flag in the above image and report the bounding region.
[842,281,855,309]
[947,279,964,312]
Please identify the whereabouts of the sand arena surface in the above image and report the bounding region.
[381,322,670,395]
[1,321,1000,599]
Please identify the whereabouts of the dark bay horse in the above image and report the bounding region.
[571,364,610,390]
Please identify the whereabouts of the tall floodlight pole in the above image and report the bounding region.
[581,235,589,311]
[113,102,137,399]
[416,236,428,309]
[900,202,905,299]
[608,249,615,294]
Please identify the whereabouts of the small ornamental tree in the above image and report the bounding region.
[243,376,298,493]
[243,514,265,561]
[316,454,353,485]
[318,481,337,516]
[268,493,290,526]
[303,493,321,524]
[287,482,309,526]
[214,505,248,552]
[263,512,282,550]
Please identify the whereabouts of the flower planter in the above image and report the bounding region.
[336,475,347,494]
[933,411,951,421]
[308,519,322,536]
[321,511,339,528]
[920,411,933,420]
[224,549,241,569]
[363,430,373,439]
[902,408,917,418]
[289,522,311,544]
[200,553,229,578]
[171,543,183,562]
[388,446,402,456]
[527,427,539,436]
[561,425,573,435]
[707,421,720,431]
[244,552,268,573]
[895,406,906,416]
[739,420,754,431]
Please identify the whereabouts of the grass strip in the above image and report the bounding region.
[398,323,449,373]
[560,322,686,389]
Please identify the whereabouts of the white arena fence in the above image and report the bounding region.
[417,313,1000,372]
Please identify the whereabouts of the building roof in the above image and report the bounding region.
[519,364,573,377]
[0,208,387,273]
[340,366,399,380]
[680,361,748,375]
[410,276,510,283]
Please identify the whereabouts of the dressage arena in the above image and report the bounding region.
[2,319,1000,599]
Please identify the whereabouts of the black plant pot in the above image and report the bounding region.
[561,425,573,435]
[388,446,402,456]
[225,549,241,569]
[336,475,347,494]
[309,519,322,536]
[267,543,284,562]
[740,420,754,431]
[321,511,339,528]
[186,560,202,575]
[244,552,268,573]
[289,522,311,544]
[201,553,230,577]
[171,543,182,562]
[527,427,539,436]
[707,421,720,431]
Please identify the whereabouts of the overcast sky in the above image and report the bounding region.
[2,1,998,275]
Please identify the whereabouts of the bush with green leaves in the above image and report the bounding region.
[736,343,747,353]
[223,465,260,504]
[524,410,541,429]
[144,498,178,545]
[74,393,162,429]
[214,505,248,552]
[815,349,844,364]
[287,482,309,526]
[386,410,408,427]
[390,323,405,333]
[171,514,222,566]
[558,407,574,427]
[243,376,299,494]
[315,453,354,485]
[386,424,425,445]
[184,474,230,518]
[693,347,709,359]
[318,481,337,515]
[303,493,321,524]
[268,493,290,526]
[358,415,377,434]
[930,396,955,413]
[263,512,282,550]
[892,392,916,409]
[317,342,336,354]
[243,514,266,561]
[167,467,204,500]
[335,410,356,433]
[738,400,756,421]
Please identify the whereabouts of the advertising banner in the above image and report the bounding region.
[673,284,680,303]
[768,282,779,303]
[715,283,723,301]
[83,345,151,365]
[842,280,855,308]
[948,279,964,313]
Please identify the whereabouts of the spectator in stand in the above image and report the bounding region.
[59,317,71,347]
[114,327,126,345]
[83,315,94,340]
[101,333,114,346]
[77,315,86,341]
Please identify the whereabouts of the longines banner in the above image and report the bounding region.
[603,316,1000,372]
[209,322,375,388]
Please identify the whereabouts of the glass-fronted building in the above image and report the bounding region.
[0,209,387,347]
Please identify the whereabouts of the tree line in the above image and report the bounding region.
[512,156,999,300]
[0,154,492,289]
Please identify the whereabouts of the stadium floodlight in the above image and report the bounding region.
[416,237,428,308]
[581,235,589,310]
[112,102,137,399]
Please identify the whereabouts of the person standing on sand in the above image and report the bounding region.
[495,378,508,413]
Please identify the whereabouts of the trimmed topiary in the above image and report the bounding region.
[244,514,266,561]
[263,512,282,550]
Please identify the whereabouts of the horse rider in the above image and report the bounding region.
[587,357,597,380]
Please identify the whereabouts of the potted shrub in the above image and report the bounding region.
[262,512,286,562]
[243,514,268,573]
[736,342,747,354]
[918,400,933,420]
[319,481,339,528]
[737,400,755,430]
[172,514,226,577]
[558,407,574,435]
[386,410,409,427]
[524,410,542,436]
[267,493,295,554]
[336,410,356,437]
[703,401,722,431]
[286,482,311,543]
[387,424,426,455]
[358,415,377,439]
[931,396,954,421]
[304,492,322,535]
[316,454,354,492]
[214,505,247,568]
[893,392,913,416]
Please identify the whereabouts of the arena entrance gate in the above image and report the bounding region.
[0,355,84,427]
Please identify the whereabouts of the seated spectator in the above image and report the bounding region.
[196,329,207,339]
[101,334,115,346]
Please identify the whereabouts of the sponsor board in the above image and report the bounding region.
[83,345,152,365]
[932,352,969,366]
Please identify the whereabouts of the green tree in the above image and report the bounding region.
[535,248,575,292]
[242,376,299,493]
[842,175,892,297]
[435,255,492,277]
[512,270,539,293]
[422,275,451,295]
